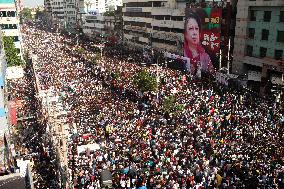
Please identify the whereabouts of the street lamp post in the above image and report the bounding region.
[76,34,78,46]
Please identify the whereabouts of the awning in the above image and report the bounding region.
[0,76,4,87]
[0,108,6,117]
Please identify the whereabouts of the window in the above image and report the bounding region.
[13,36,19,42]
[280,11,284,22]
[275,50,283,60]
[248,28,255,39]
[263,11,271,22]
[262,29,269,40]
[0,24,17,29]
[277,31,284,42]
[246,45,253,56]
[0,11,7,17]
[260,47,267,58]
[7,11,16,17]
[250,10,256,21]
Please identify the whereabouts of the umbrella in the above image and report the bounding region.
[122,167,129,174]
[138,186,147,189]
[128,169,137,177]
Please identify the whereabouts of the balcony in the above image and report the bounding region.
[85,15,98,20]
[138,36,149,43]
[152,42,177,52]
[123,16,152,23]
[152,20,173,28]
[152,31,181,42]
[94,23,104,29]
[172,21,184,29]
[151,7,171,16]
[122,7,152,13]
[124,25,147,33]
[84,22,95,27]
[124,33,133,40]
[172,9,184,17]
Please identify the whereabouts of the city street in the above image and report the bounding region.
[1,0,283,188]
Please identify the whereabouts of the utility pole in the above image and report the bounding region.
[224,0,232,70]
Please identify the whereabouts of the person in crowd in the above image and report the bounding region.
[15,21,284,189]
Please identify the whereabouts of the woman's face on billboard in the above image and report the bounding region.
[185,18,200,46]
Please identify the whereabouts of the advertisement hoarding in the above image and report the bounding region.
[184,8,222,76]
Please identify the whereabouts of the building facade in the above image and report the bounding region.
[82,13,105,38]
[232,0,284,85]
[50,0,66,28]
[0,0,22,55]
[122,0,229,55]
[46,0,122,31]
[122,0,186,53]
[0,29,10,168]
[82,12,121,41]
[15,0,22,12]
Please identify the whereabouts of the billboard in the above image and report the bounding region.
[184,8,222,76]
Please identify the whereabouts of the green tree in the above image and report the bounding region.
[95,53,101,60]
[20,8,32,22]
[3,36,22,67]
[111,71,120,81]
[103,10,115,16]
[133,70,157,92]
[76,47,85,54]
[35,8,45,20]
[163,95,176,113]
[91,55,99,65]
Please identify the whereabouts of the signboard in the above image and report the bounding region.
[6,66,24,80]
[184,8,222,76]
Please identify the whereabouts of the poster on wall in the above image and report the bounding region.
[184,8,222,76]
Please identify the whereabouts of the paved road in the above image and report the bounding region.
[0,174,26,189]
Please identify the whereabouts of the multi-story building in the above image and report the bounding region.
[0,0,22,55]
[0,29,9,168]
[50,0,65,28]
[44,0,53,26]
[82,13,106,39]
[122,0,227,54]
[105,0,122,11]
[122,0,185,53]
[46,0,122,31]
[232,0,284,86]
[82,6,122,41]
[15,0,23,12]
[84,0,107,14]
[64,0,77,29]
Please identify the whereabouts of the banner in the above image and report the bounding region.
[164,52,190,72]
[8,100,22,125]
[184,8,222,76]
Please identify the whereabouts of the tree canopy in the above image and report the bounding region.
[20,8,33,22]
[163,95,176,113]
[133,70,157,92]
[103,10,115,16]
[3,36,22,67]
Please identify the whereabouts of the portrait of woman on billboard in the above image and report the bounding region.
[184,11,214,75]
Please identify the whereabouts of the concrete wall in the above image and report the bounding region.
[232,0,284,75]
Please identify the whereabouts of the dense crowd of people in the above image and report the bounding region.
[7,55,60,188]
[19,21,284,189]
